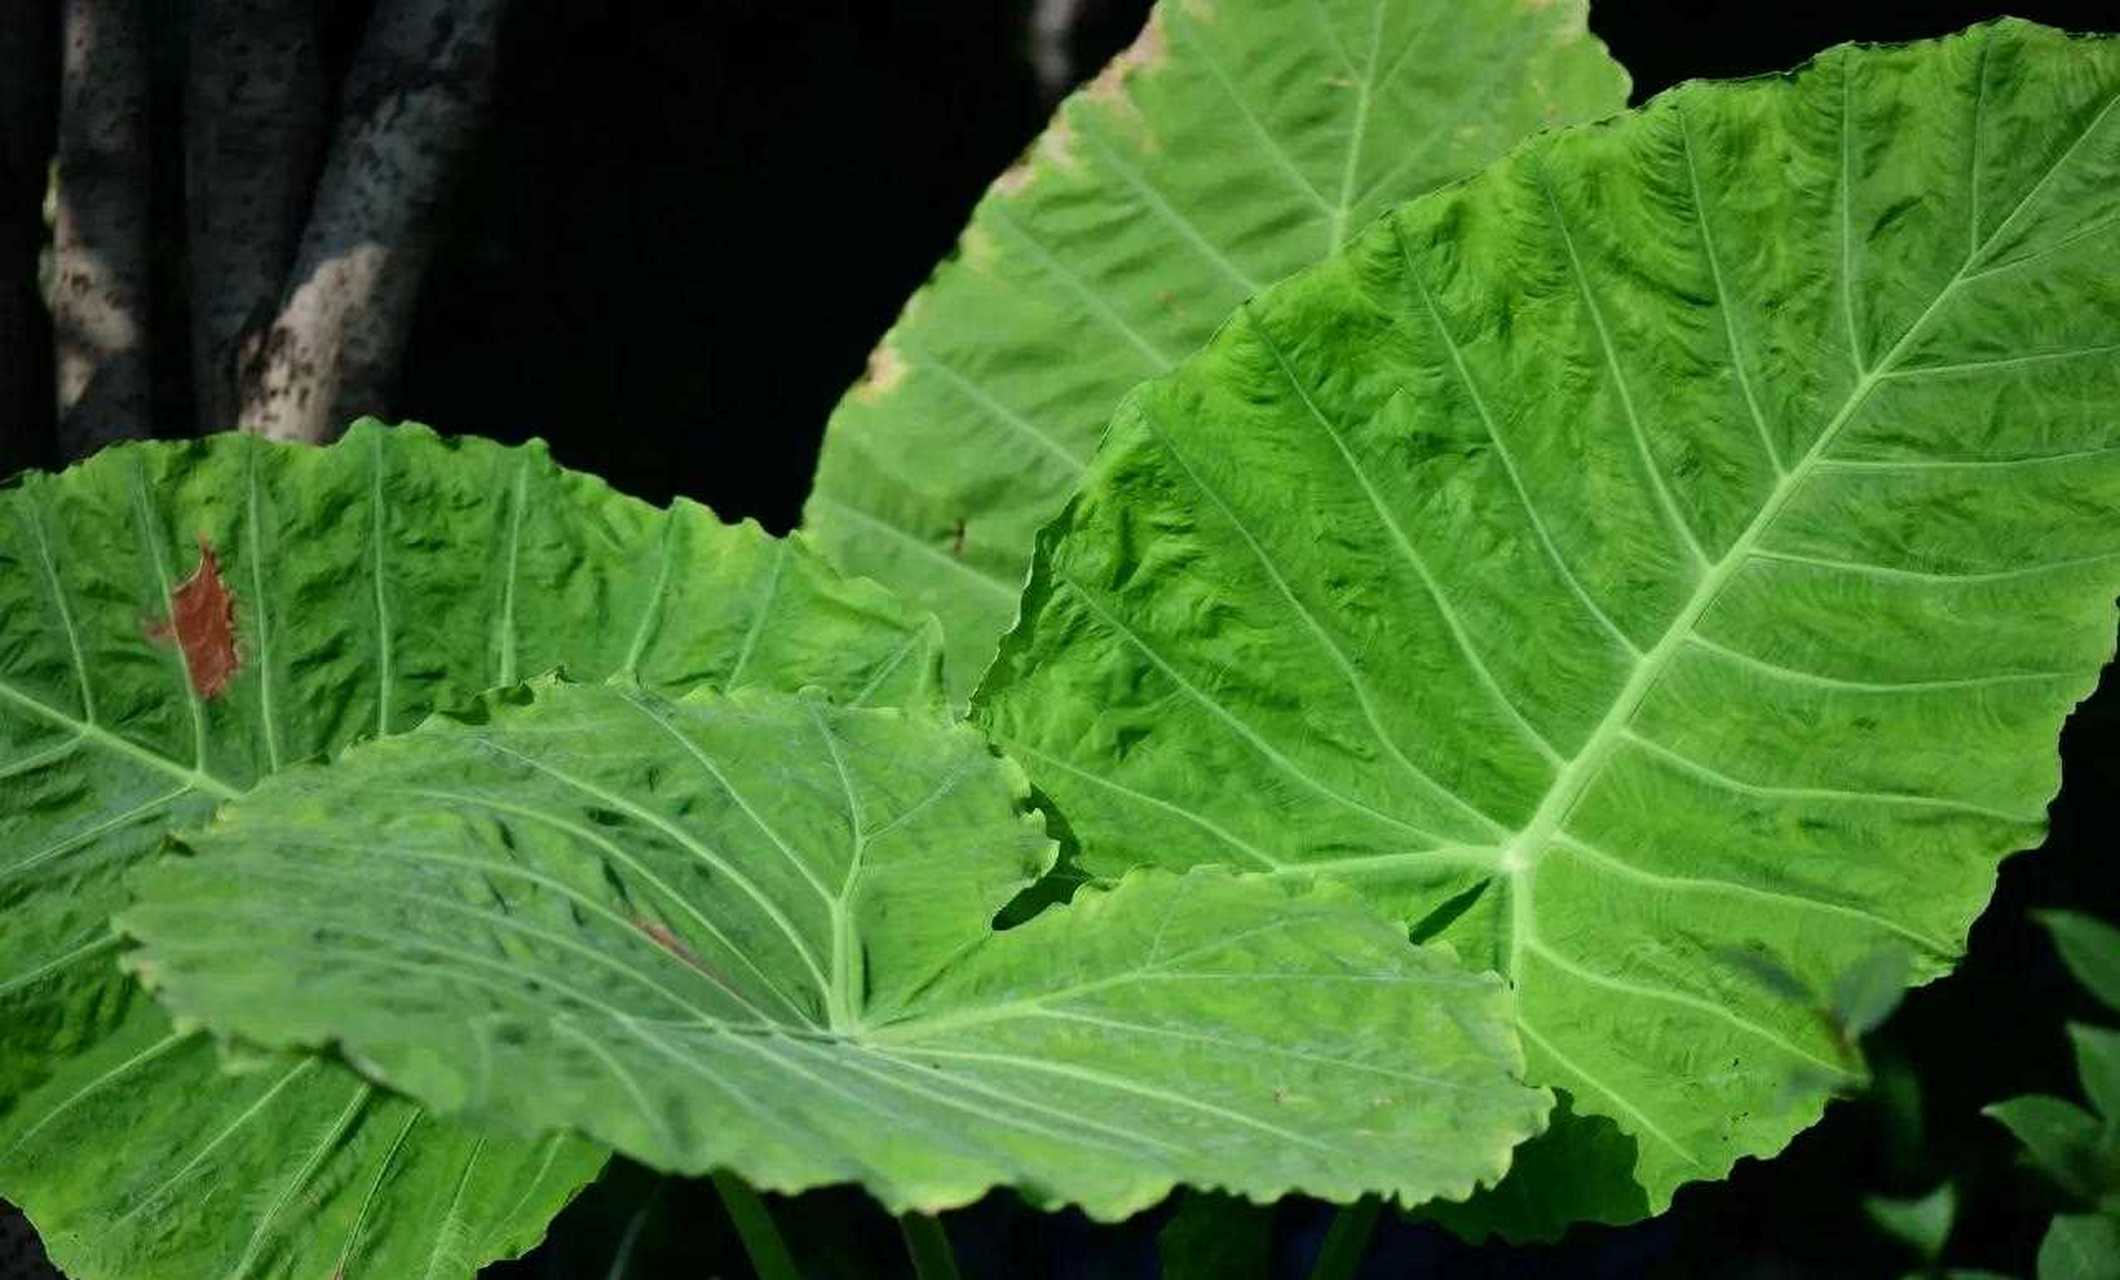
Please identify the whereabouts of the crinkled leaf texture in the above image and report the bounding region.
[976,17,2120,1232]
[0,422,940,1276]
[122,680,1550,1220]
[803,0,1628,701]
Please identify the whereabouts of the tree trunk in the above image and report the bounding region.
[237,0,507,443]
[0,1,59,477]
[185,0,327,433]
[51,0,153,459]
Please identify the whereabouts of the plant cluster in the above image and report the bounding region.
[1,2,2116,1276]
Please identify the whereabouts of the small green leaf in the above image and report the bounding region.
[2041,913,2120,1015]
[123,682,1551,1218]
[2039,1213,2120,1280]
[1986,1095,2110,1202]
[1834,947,1914,1042]
[1865,1183,1956,1263]
[2070,1024,2120,1130]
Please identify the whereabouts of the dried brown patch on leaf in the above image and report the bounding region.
[853,342,908,403]
[633,917,746,1005]
[1079,10,1167,143]
[990,8,1167,199]
[992,119,1080,197]
[634,918,704,969]
[148,535,240,698]
[1083,8,1168,106]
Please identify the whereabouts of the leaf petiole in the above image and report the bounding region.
[711,1171,801,1280]
[900,1212,962,1280]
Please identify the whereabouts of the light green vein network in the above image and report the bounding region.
[122,681,1551,1220]
[0,422,941,1277]
[976,18,2120,1231]
[803,0,1630,701]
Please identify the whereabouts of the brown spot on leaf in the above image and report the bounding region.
[853,342,907,402]
[147,535,240,699]
[949,518,967,557]
[992,119,1078,197]
[633,917,747,1004]
[1083,10,1168,106]
[635,918,703,968]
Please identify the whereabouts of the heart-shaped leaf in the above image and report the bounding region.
[123,681,1550,1219]
[975,17,2120,1229]
[0,423,938,1276]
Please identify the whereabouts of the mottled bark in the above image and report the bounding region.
[185,0,327,433]
[238,0,506,443]
[51,0,152,459]
[0,2,58,477]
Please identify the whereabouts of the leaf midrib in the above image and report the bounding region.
[0,678,241,801]
[1496,67,2119,935]
[1473,68,2120,1167]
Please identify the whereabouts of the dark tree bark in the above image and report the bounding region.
[51,0,153,459]
[185,0,327,433]
[238,0,507,442]
[0,2,59,477]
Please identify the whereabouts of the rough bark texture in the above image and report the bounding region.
[185,0,327,433]
[0,2,58,478]
[51,0,152,459]
[237,0,506,443]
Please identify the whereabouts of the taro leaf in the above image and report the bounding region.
[975,17,2120,1227]
[122,681,1550,1219]
[802,0,1628,701]
[0,422,940,1276]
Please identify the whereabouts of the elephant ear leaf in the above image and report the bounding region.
[803,0,1628,701]
[122,681,1551,1219]
[0,423,939,1277]
[975,17,2120,1233]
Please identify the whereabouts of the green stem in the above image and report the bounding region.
[710,1171,801,1280]
[899,1212,962,1280]
[1307,1197,1382,1280]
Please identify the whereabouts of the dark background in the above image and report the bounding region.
[8,1,2118,1275]
[407,0,2120,533]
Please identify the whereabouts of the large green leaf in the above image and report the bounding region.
[803,0,1628,700]
[0,423,939,1275]
[976,17,2120,1227]
[122,681,1550,1219]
